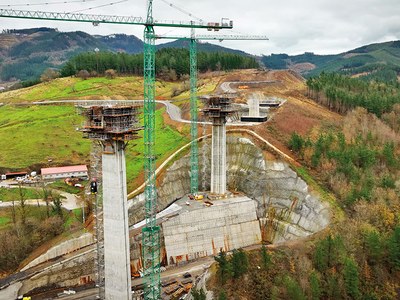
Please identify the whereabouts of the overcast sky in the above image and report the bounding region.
[0,0,399,55]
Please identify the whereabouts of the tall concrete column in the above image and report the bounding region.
[211,121,226,195]
[102,140,132,300]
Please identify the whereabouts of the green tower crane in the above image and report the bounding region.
[155,33,268,195]
[0,5,232,300]
[189,28,199,195]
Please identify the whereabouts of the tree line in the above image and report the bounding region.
[306,72,400,117]
[211,232,400,299]
[288,122,398,206]
[281,106,400,299]
[60,48,259,79]
[341,63,400,83]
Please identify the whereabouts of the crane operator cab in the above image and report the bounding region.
[90,178,98,194]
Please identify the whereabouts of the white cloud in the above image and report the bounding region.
[0,0,399,55]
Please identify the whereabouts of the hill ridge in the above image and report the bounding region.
[0,27,250,83]
[262,39,400,80]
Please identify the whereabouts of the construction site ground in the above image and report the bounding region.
[29,256,215,300]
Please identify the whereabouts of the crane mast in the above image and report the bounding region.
[0,5,233,300]
[189,27,199,195]
[142,1,161,298]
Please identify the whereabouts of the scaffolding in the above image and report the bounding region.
[89,142,105,299]
[202,96,235,123]
[79,105,142,141]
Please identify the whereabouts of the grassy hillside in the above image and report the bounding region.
[0,105,88,170]
[0,104,189,192]
[0,73,224,188]
[125,107,189,191]
[0,75,221,103]
[0,77,148,103]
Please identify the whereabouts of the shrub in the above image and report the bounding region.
[77,69,90,80]
[105,69,117,79]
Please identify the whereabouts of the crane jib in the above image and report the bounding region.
[0,9,233,29]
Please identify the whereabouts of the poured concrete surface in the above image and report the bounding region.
[162,196,261,264]
[0,282,22,300]
[248,97,260,117]
[211,124,227,195]
[102,141,132,300]
[21,233,94,271]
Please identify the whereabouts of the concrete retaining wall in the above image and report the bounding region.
[19,250,96,296]
[163,197,261,264]
[22,233,94,271]
[228,138,330,243]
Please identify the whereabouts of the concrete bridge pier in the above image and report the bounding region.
[202,96,234,196]
[79,105,141,300]
[102,140,132,300]
[211,120,227,194]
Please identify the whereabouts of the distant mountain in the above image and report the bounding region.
[0,28,149,82]
[262,40,400,80]
[156,39,249,56]
[0,28,254,83]
[3,27,398,84]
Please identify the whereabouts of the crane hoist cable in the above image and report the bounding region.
[69,0,128,13]
[159,0,203,23]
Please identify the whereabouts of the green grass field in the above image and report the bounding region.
[125,107,189,191]
[0,104,189,193]
[0,105,90,169]
[48,180,86,195]
[0,75,209,193]
[64,208,84,228]
[0,216,11,228]
[0,187,41,201]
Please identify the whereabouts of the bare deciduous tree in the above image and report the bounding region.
[77,69,90,80]
[105,69,117,79]
[17,183,27,226]
[40,68,59,83]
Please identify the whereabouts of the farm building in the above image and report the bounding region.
[3,171,28,179]
[41,165,88,180]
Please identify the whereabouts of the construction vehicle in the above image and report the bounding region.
[194,194,204,200]
[90,179,97,194]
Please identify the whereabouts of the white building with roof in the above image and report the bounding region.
[41,165,88,180]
